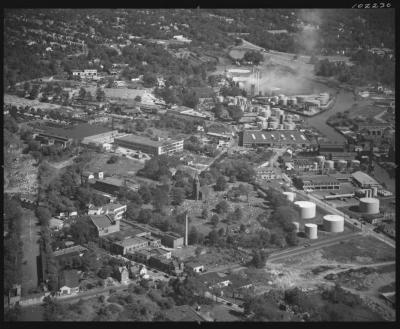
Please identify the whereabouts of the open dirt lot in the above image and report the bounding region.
[20,209,41,296]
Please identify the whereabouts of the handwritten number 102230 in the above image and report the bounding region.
[352,3,391,8]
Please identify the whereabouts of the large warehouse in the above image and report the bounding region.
[351,171,382,189]
[239,130,314,151]
[294,174,341,190]
[114,134,184,156]
[35,123,118,147]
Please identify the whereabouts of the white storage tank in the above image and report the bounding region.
[271,107,280,116]
[268,122,278,129]
[325,160,335,169]
[319,93,330,105]
[336,160,347,170]
[283,122,296,130]
[315,155,325,164]
[304,223,318,239]
[372,187,378,197]
[312,162,318,170]
[359,197,380,214]
[280,97,288,106]
[283,192,296,202]
[296,96,307,104]
[351,159,360,168]
[292,221,300,233]
[294,201,316,219]
[323,215,344,233]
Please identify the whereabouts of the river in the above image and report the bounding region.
[303,88,356,143]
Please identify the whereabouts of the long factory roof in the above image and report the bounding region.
[241,130,310,145]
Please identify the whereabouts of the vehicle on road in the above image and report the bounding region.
[304,243,311,247]
[227,302,232,306]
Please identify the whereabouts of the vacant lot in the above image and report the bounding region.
[84,152,145,178]
[180,182,266,236]
[320,235,395,265]
[20,209,41,296]
[4,93,71,110]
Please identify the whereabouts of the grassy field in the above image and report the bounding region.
[84,152,145,178]
[320,235,395,264]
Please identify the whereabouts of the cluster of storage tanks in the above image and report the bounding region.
[256,106,298,130]
[282,191,347,239]
[311,156,361,172]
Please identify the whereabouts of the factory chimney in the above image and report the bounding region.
[184,213,189,247]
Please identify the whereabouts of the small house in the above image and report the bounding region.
[58,270,80,295]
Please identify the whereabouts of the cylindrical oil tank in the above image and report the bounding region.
[278,94,286,100]
[351,159,360,168]
[336,159,347,170]
[315,155,325,164]
[372,187,378,197]
[305,223,318,239]
[294,201,316,219]
[271,107,280,116]
[325,160,335,169]
[268,122,278,129]
[359,197,380,214]
[278,124,284,130]
[292,221,300,233]
[283,122,296,130]
[283,192,295,202]
[319,93,330,105]
[312,162,318,170]
[323,215,344,233]
[280,98,288,106]
[296,96,307,104]
[288,97,297,106]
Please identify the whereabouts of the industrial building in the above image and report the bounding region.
[148,255,184,275]
[114,134,184,156]
[161,231,184,248]
[293,175,341,190]
[88,203,127,220]
[128,247,171,264]
[239,130,313,150]
[355,122,392,136]
[318,142,346,153]
[35,124,118,148]
[91,177,137,195]
[351,171,382,189]
[89,214,121,237]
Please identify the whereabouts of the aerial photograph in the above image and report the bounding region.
[3,8,396,322]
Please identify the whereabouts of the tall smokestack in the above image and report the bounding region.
[184,214,189,247]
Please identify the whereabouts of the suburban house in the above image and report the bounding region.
[58,270,80,295]
[115,266,130,284]
[185,262,205,273]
